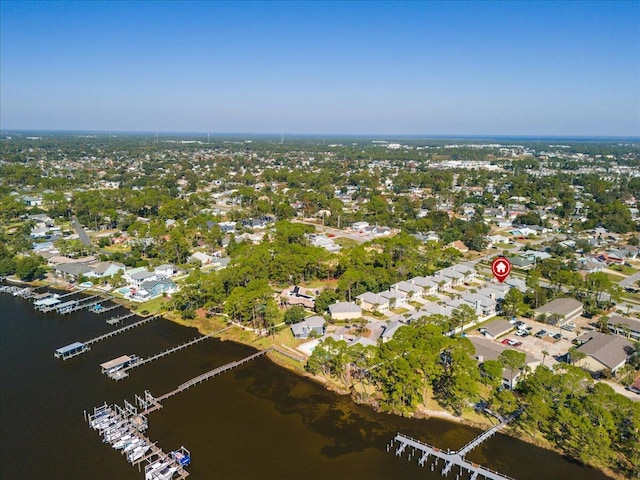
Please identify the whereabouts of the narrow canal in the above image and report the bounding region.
[0,292,612,480]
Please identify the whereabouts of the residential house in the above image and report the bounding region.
[607,315,640,342]
[328,302,362,321]
[52,263,93,282]
[127,269,157,288]
[131,278,178,301]
[381,320,404,342]
[379,288,408,309]
[356,292,390,312]
[470,337,540,389]
[154,264,176,278]
[447,240,469,253]
[22,195,43,206]
[291,316,326,339]
[86,262,125,279]
[480,319,513,339]
[573,332,634,375]
[391,280,424,300]
[189,251,214,265]
[534,298,583,326]
[412,276,439,297]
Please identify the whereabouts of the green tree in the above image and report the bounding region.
[499,349,526,389]
[15,255,46,281]
[284,305,306,325]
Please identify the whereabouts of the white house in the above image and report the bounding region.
[356,292,390,312]
[328,302,362,321]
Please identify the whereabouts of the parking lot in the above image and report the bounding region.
[475,317,581,368]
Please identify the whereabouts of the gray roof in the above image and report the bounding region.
[291,315,326,337]
[328,302,361,315]
[130,270,156,281]
[535,298,583,317]
[54,263,93,276]
[575,332,634,370]
[607,315,640,333]
[483,319,513,338]
[381,320,404,339]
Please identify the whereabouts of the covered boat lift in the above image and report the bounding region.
[54,342,89,360]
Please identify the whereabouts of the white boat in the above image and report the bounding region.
[123,439,143,453]
[151,466,178,480]
[145,460,171,479]
[129,444,151,462]
[112,434,133,449]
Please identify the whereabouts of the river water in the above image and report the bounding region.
[0,292,612,480]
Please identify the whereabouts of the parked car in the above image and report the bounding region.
[501,338,512,345]
[552,333,562,340]
[507,339,522,347]
[535,330,548,338]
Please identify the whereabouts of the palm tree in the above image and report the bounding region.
[541,349,549,366]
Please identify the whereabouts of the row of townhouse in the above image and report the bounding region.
[355,263,478,313]
[401,281,521,323]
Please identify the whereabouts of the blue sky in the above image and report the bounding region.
[1,1,639,136]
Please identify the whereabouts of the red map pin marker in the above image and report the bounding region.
[491,257,511,283]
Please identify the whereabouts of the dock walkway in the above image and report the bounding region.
[54,315,159,360]
[113,326,234,380]
[389,410,521,480]
[107,312,135,325]
[136,348,271,414]
[85,315,160,347]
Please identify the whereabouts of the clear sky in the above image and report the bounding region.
[1,1,639,136]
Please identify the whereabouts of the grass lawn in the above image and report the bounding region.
[424,295,440,302]
[610,265,638,276]
[605,272,626,283]
[333,237,359,248]
[390,307,410,314]
[409,301,422,309]
[302,279,338,289]
[130,295,170,316]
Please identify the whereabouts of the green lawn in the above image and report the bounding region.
[390,307,410,314]
[333,237,359,248]
[610,264,638,276]
[605,272,626,283]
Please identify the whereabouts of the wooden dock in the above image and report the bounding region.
[85,315,161,347]
[54,315,160,359]
[85,403,189,479]
[111,326,234,380]
[106,312,135,325]
[91,303,121,314]
[137,348,271,414]
[389,410,521,480]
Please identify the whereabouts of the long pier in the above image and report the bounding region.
[54,315,159,359]
[389,410,521,480]
[107,312,135,325]
[134,348,271,414]
[110,326,234,380]
[85,315,161,346]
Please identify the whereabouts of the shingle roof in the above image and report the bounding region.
[575,332,634,370]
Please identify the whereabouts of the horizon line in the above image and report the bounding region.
[2,129,639,141]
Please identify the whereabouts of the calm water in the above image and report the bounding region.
[0,292,612,480]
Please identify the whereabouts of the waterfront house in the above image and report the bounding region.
[291,316,326,339]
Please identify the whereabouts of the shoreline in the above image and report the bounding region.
[3,277,621,480]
